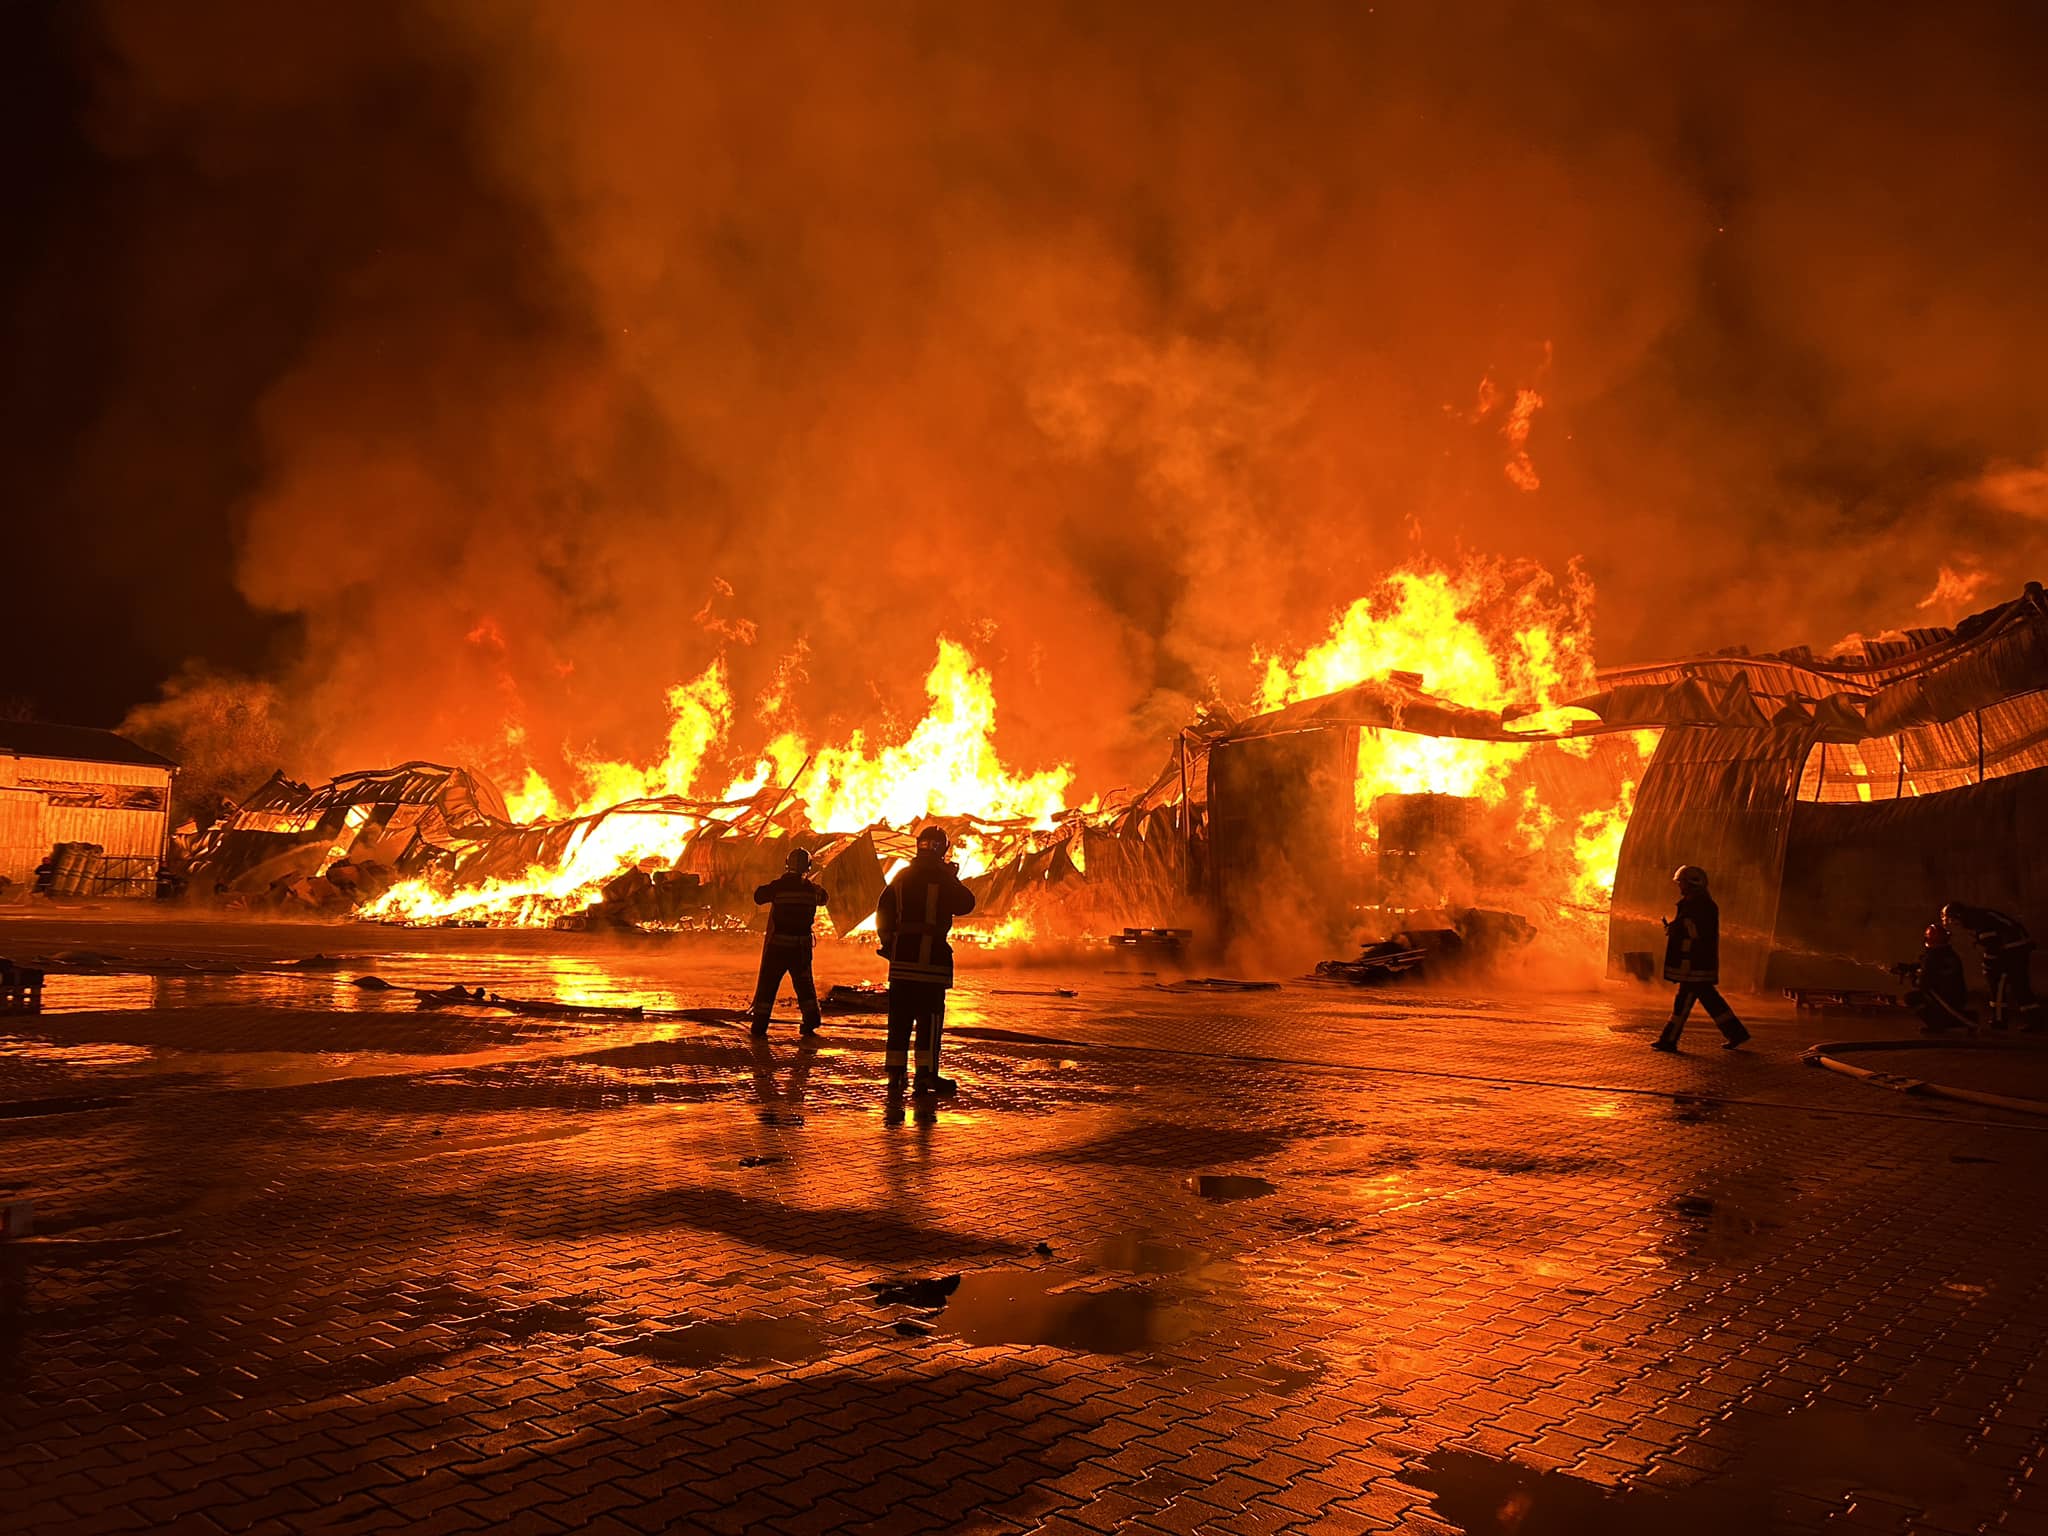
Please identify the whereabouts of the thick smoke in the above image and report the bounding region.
[78,0,2048,796]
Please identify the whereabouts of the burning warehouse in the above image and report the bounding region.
[17,5,2048,1532]
[161,578,2047,1000]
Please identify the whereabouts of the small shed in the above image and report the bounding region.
[0,723,179,892]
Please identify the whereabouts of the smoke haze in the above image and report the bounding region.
[24,1,2048,793]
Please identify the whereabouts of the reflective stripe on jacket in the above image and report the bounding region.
[755,873,827,947]
[875,855,976,989]
[1663,892,1720,984]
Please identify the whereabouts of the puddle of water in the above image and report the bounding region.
[870,1275,962,1308]
[1415,1406,1999,1533]
[1088,1236,1211,1274]
[1186,1175,1276,1202]
[615,1315,831,1367]
[0,1037,155,1068]
[940,1268,1202,1353]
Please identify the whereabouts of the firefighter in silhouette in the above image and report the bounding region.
[876,824,976,1098]
[1943,903,2044,1032]
[751,847,827,1038]
[1652,865,1751,1051]
[1893,921,1973,1034]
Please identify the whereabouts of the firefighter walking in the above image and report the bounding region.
[751,847,827,1038]
[876,825,977,1099]
[1652,864,1751,1052]
[1943,903,2045,1032]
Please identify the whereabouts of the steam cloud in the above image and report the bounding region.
[71,0,2048,797]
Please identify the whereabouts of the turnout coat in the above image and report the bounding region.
[1663,892,1721,985]
[876,854,977,987]
[755,872,828,950]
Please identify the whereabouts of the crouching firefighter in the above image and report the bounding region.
[1653,865,1751,1052]
[1943,903,2045,1032]
[1893,921,1973,1034]
[876,825,977,1098]
[751,847,827,1038]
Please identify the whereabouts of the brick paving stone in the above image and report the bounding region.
[4,921,2048,1535]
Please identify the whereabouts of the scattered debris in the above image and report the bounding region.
[1671,1094,1723,1124]
[1674,1195,1716,1218]
[868,1274,962,1309]
[1164,978,1281,993]
[989,987,1080,998]
[416,984,488,1005]
[1110,928,1193,957]
[738,1155,786,1169]
[824,984,892,1013]
[1784,987,1909,1014]
[1317,908,1535,986]
[413,985,645,1021]
[1314,940,1427,985]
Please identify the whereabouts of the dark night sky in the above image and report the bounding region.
[4,3,277,723]
[8,1,2048,787]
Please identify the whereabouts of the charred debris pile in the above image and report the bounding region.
[176,747,1199,941]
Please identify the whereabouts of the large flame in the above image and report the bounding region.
[1254,558,1653,919]
[366,554,1655,939]
[364,640,1069,924]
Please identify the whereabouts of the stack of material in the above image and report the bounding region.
[47,842,105,895]
[561,867,708,930]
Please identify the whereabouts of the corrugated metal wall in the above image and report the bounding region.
[41,806,167,860]
[1606,725,1817,992]
[0,755,172,887]
[1774,763,2048,990]
[0,788,45,884]
[0,756,171,789]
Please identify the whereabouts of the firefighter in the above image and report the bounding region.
[751,847,827,1038]
[876,824,977,1098]
[1895,921,1972,1034]
[1652,865,1751,1052]
[1942,903,2044,1032]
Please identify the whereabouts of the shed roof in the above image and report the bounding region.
[0,722,178,770]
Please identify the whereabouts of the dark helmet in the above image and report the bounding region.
[1672,864,1709,889]
[915,825,950,856]
[785,847,812,874]
[1924,922,1949,947]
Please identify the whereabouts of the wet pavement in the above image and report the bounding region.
[4,911,2048,1534]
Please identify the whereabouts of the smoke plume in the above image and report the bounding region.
[73,0,2048,795]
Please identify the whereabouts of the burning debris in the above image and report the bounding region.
[156,565,2048,982]
[1315,909,1538,986]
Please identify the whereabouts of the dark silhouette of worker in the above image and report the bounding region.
[751,847,827,1038]
[1652,864,1750,1051]
[1894,921,1973,1034]
[876,824,976,1100]
[1943,902,2044,1032]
